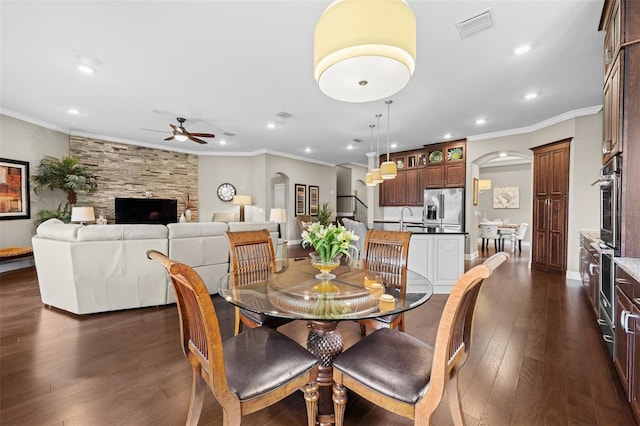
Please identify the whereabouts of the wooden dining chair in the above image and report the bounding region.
[147,250,319,426]
[332,252,509,426]
[227,229,293,335]
[358,229,412,335]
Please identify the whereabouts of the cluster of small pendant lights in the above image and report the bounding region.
[366,100,397,186]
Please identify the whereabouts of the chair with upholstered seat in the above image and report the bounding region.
[227,229,293,335]
[146,250,319,426]
[340,218,367,259]
[479,223,501,251]
[514,223,529,253]
[296,214,313,234]
[332,251,509,426]
[357,229,412,335]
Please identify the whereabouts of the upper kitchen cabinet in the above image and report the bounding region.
[424,139,467,189]
[379,148,426,206]
[600,0,640,164]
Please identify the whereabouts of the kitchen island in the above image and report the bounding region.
[373,220,466,293]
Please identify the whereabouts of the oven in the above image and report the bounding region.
[598,155,621,255]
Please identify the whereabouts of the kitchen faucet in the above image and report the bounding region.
[400,206,413,231]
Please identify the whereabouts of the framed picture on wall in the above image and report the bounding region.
[295,184,306,216]
[0,158,30,220]
[493,186,520,209]
[308,185,319,216]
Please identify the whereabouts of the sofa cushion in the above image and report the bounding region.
[36,219,84,241]
[167,222,228,238]
[212,212,237,222]
[228,222,278,233]
[77,224,168,241]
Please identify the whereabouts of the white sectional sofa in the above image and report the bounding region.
[32,219,278,314]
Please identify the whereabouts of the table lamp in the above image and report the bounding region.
[71,206,95,225]
[233,195,252,222]
[269,208,287,240]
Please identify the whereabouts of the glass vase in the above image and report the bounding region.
[309,251,342,281]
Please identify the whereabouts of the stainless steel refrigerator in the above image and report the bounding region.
[423,188,465,232]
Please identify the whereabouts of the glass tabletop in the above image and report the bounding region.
[219,257,433,321]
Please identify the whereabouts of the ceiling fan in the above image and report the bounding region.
[165,117,215,144]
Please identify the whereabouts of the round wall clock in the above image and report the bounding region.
[217,183,236,202]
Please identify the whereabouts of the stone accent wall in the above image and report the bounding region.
[70,136,198,222]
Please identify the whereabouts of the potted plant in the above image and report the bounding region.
[315,202,333,226]
[31,155,98,224]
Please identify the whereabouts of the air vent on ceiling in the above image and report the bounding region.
[352,138,363,143]
[455,8,494,39]
[275,111,293,119]
[222,131,236,137]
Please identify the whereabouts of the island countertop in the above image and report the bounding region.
[373,220,467,235]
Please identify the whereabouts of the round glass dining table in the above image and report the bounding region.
[219,256,433,425]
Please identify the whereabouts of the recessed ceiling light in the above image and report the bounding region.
[475,118,486,125]
[347,145,354,150]
[68,108,80,115]
[525,92,538,100]
[514,44,531,55]
[443,133,452,139]
[267,122,276,129]
[74,54,101,74]
[390,143,398,149]
[305,147,311,153]
[219,140,227,145]
[499,151,508,157]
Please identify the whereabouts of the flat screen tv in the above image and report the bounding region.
[115,198,178,225]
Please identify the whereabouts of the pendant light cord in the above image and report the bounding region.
[386,100,393,161]
[376,113,382,167]
[369,124,375,171]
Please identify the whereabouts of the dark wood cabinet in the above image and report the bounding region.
[603,52,622,163]
[531,140,570,274]
[579,234,599,317]
[424,139,466,189]
[614,263,640,421]
[379,149,426,207]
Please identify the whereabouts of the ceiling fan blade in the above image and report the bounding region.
[170,123,179,131]
[189,136,208,144]
[189,132,215,138]
[164,135,175,141]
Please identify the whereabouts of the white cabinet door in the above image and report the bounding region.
[432,235,465,293]
[407,234,434,283]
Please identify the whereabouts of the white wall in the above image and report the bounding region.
[0,115,69,247]
[478,163,533,235]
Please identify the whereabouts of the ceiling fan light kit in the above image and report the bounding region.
[313,0,416,103]
[165,117,215,144]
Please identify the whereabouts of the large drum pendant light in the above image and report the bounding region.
[380,100,397,179]
[314,0,417,103]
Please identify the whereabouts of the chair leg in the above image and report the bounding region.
[234,307,242,336]
[303,381,319,426]
[398,313,405,332]
[186,367,206,426]
[333,383,348,426]
[519,240,522,253]
[359,324,367,336]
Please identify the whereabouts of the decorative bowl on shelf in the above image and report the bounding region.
[428,150,443,163]
[447,147,463,160]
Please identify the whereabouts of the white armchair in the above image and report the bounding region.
[479,223,501,252]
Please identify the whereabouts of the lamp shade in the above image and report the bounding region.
[479,179,492,190]
[365,172,376,186]
[269,208,287,223]
[71,206,95,223]
[380,161,397,179]
[314,0,416,103]
[232,195,252,205]
[370,168,383,184]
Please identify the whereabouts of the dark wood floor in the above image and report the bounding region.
[0,246,636,425]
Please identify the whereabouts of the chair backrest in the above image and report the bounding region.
[227,230,275,286]
[422,252,509,413]
[361,230,412,284]
[297,215,313,233]
[479,223,500,239]
[516,223,529,240]
[146,250,230,396]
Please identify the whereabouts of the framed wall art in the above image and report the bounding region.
[493,186,520,209]
[295,183,306,216]
[308,185,319,216]
[0,158,30,220]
